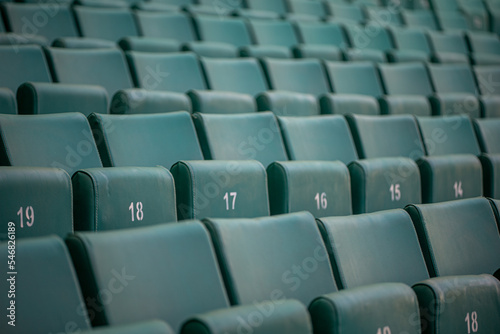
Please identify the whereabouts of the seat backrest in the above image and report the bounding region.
[427,31,469,54]
[66,222,230,331]
[194,15,252,47]
[417,115,481,156]
[467,32,500,54]
[278,115,358,164]
[261,58,330,96]
[126,51,206,93]
[45,47,133,98]
[428,63,479,94]
[3,3,78,42]
[326,3,365,23]
[244,0,288,15]
[0,88,16,115]
[317,209,429,289]
[288,0,327,17]
[367,7,404,26]
[88,111,203,168]
[346,114,426,160]
[201,57,268,96]
[0,167,73,240]
[0,45,51,93]
[474,118,500,154]
[406,198,500,277]
[343,23,394,52]
[378,62,434,96]
[248,20,299,47]
[204,212,338,305]
[325,61,384,97]
[171,160,269,220]
[0,113,103,175]
[0,236,91,333]
[74,6,138,41]
[295,21,348,47]
[390,28,432,54]
[402,9,439,30]
[474,65,500,96]
[193,112,288,167]
[135,12,197,42]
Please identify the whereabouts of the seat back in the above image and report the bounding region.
[343,23,394,52]
[135,12,197,42]
[194,16,252,47]
[378,62,434,96]
[295,22,348,47]
[248,20,299,47]
[474,118,500,154]
[390,28,432,54]
[325,61,384,97]
[427,63,479,94]
[74,6,138,41]
[474,65,500,96]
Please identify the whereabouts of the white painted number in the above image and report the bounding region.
[224,192,237,210]
[390,184,401,201]
[454,181,463,198]
[128,202,144,222]
[17,206,34,228]
[465,312,478,333]
[376,326,391,334]
[314,192,328,210]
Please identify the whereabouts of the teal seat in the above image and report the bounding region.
[406,198,500,277]
[267,161,352,216]
[171,160,269,220]
[194,15,252,47]
[474,118,500,154]
[466,32,500,55]
[188,90,256,114]
[320,94,380,115]
[0,88,16,115]
[388,28,432,62]
[88,111,203,168]
[402,9,439,30]
[45,47,133,97]
[66,222,311,334]
[325,3,366,23]
[193,112,287,167]
[0,167,73,240]
[0,45,51,93]
[343,23,395,52]
[378,62,434,96]
[118,37,181,53]
[201,58,268,96]
[295,21,349,49]
[244,0,287,15]
[288,0,327,18]
[474,119,500,198]
[17,82,108,116]
[72,167,177,231]
[110,89,192,114]
[489,197,500,229]
[324,61,383,97]
[135,12,197,42]
[0,113,103,176]
[74,6,138,41]
[52,37,117,49]
[474,65,500,96]
[248,20,298,48]
[257,91,319,116]
[277,115,358,164]
[126,52,206,93]
[427,31,469,59]
[367,7,404,26]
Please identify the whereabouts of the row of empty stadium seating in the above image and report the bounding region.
[1,46,500,117]
[2,197,500,333]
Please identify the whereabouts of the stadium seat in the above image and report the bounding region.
[247,19,298,48]
[66,222,311,333]
[294,21,348,49]
[72,166,177,231]
[17,82,108,115]
[0,167,72,240]
[426,31,470,63]
[193,112,287,167]
[320,94,380,115]
[267,161,352,216]
[436,10,470,32]
[45,47,133,97]
[0,88,16,114]
[0,113,102,176]
[188,90,256,114]
[378,62,434,96]
[466,32,500,56]
[473,65,500,114]
[0,32,48,46]
[256,91,319,116]
[193,15,251,48]
[401,9,439,30]
[277,115,358,164]
[2,3,78,43]
[406,198,500,277]
[474,118,500,154]
[366,6,404,27]
[388,27,433,63]
[244,0,288,16]
[118,37,181,53]
[473,118,500,198]
[342,23,395,53]
[288,0,327,18]
[88,111,203,168]
[53,37,117,49]
[489,197,500,227]
[324,61,383,97]
[171,160,269,220]
[0,45,51,93]
[74,6,138,41]
[134,12,197,43]
[325,3,366,24]
[201,57,268,96]
[126,52,206,92]
[457,0,489,31]
[110,89,192,114]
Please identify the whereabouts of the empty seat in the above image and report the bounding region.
[118,36,181,53]
[135,12,196,43]
[293,21,347,60]
[426,31,469,63]
[343,23,394,52]
[406,198,500,277]
[388,27,432,62]
[2,3,78,42]
[171,160,269,220]
[244,0,288,16]
[378,62,433,96]
[0,88,16,114]
[110,89,192,114]
[324,61,383,97]
[74,6,138,41]
[319,94,380,115]
[45,47,133,97]
[53,37,117,49]
[473,118,500,198]
[0,45,51,93]
[194,15,251,48]
[188,90,256,114]
[126,52,206,92]
[288,0,327,18]
[474,65,500,96]
[88,111,203,169]
[0,167,72,240]
[256,91,320,116]
[193,112,287,167]
[267,161,352,216]
[0,113,102,176]
[17,82,108,116]
[201,57,268,96]
[467,32,500,56]
[367,6,404,27]
[474,118,500,154]
[326,3,366,23]
[436,10,469,32]
[248,19,298,48]
[66,222,311,333]
[402,9,439,30]
[72,167,177,231]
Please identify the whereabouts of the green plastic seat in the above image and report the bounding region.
[343,23,395,52]
[171,160,269,220]
[367,7,404,26]
[0,45,51,93]
[436,10,470,32]
[135,12,197,42]
[17,82,108,116]
[74,6,138,41]
[88,111,203,168]
[244,0,287,15]
[118,37,181,53]
[427,63,478,95]
[325,3,366,23]
[402,9,439,30]
[193,112,287,167]
[126,52,206,93]
[319,94,380,115]
[110,89,192,114]
[474,118,500,154]
[466,32,500,55]
[473,118,500,198]
[406,198,500,277]
[45,47,133,97]
[188,90,256,114]
[0,113,103,176]
[295,21,349,49]
[194,15,252,47]
[256,91,319,116]
[324,61,384,97]
[388,27,433,60]
[53,37,117,49]
[473,65,500,96]
[0,88,16,115]
[248,20,299,48]
[267,161,352,216]
[378,62,434,96]
[427,31,469,57]
[0,167,73,240]
[288,0,327,18]
[72,166,177,231]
